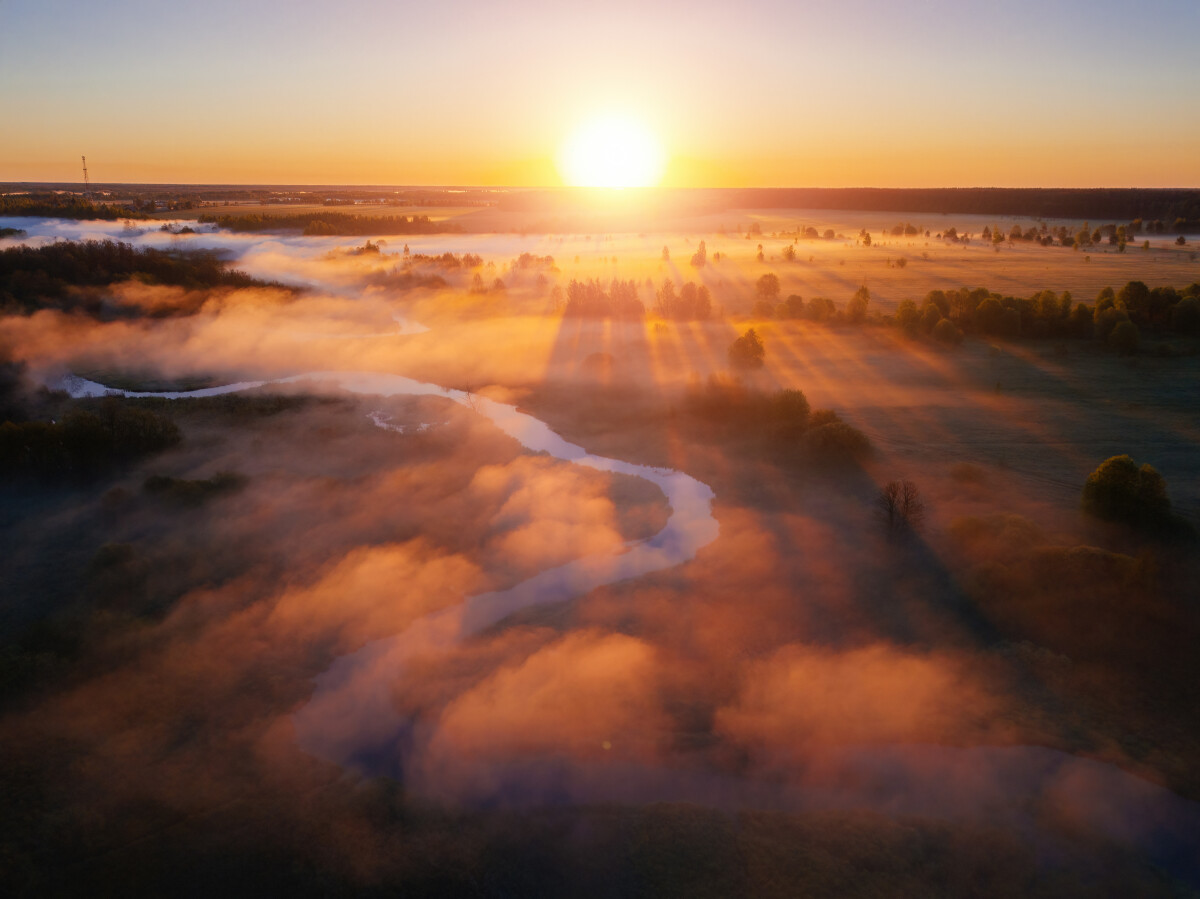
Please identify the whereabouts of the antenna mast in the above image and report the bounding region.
[81,155,92,199]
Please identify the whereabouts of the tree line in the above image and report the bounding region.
[198,212,464,236]
[710,188,1200,223]
[891,281,1200,350]
[0,395,181,479]
[749,277,1200,352]
[559,277,715,321]
[0,194,147,221]
[562,278,645,318]
[0,240,289,317]
[685,375,872,465]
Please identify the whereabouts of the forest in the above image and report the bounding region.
[0,194,145,221]
[198,211,464,236]
[0,240,291,317]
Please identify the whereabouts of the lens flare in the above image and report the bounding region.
[557,115,666,189]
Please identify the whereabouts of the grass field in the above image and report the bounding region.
[3,212,1199,894]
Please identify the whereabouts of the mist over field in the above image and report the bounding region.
[3,202,1200,896]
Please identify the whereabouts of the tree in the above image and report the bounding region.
[895,299,920,335]
[1108,320,1139,355]
[1171,296,1200,335]
[847,286,870,324]
[878,479,925,533]
[767,388,810,440]
[1069,303,1094,338]
[779,294,805,318]
[1117,280,1150,318]
[801,420,871,463]
[756,272,781,301]
[860,229,871,247]
[728,328,765,369]
[662,245,670,262]
[920,302,943,334]
[654,279,677,318]
[1082,455,1170,528]
[933,318,963,345]
[690,240,707,267]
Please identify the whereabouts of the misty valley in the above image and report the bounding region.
[2,199,1200,896]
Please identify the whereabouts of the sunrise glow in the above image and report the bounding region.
[3,0,1200,893]
[557,116,667,189]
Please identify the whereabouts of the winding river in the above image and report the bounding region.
[60,370,718,770]
[12,216,1200,881]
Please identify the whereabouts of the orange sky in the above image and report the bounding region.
[2,0,1198,186]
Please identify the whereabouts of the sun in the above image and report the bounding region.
[557,115,666,189]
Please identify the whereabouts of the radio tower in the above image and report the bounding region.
[81,155,92,199]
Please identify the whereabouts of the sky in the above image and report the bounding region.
[2,0,1199,187]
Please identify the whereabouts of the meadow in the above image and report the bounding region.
[1,207,1198,895]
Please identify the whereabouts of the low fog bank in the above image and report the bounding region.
[3,220,1200,894]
